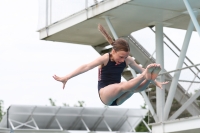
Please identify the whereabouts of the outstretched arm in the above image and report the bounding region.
[53,55,106,89]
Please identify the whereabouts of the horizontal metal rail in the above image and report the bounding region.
[159,63,200,76]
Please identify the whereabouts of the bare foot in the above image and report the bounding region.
[143,64,155,80]
[151,64,161,80]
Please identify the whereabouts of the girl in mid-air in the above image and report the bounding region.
[53,24,168,106]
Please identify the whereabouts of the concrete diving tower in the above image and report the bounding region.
[38,0,200,133]
[39,0,200,45]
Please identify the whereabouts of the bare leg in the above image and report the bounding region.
[116,79,151,105]
[134,79,151,93]
[116,91,134,105]
[99,64,155,105]
[120,64,155,92]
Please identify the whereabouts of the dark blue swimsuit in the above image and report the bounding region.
[98,53,126,106]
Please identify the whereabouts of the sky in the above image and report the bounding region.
[0,0,200,112]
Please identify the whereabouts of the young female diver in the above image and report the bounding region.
[53,24,168,106]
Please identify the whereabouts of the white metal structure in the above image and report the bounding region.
[0,105,149,133]
[37,0,200,132]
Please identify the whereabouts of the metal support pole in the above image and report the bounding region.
[104,16,118,40]
[50,0,52,25]
[81,118,90,132]
[141,91,159,122]
[142,120,152,132]
[85,0,88,9]
[46,0,49,27]
[8,119,15,130]
[55,118,63,130]
[155,23,165,122]
[45,0,49,36]
[169,88,200,120]
[159,63,200,76]
[164,19,194,120]
[183,0,200,37]
[103,119,112,132]
[31,117,39,130]
[185,71,200,94]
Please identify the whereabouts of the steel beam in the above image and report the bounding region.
[85,0,88,9]
[152,115,200,133]
[91,108,107,131]
[46,107,61,129]
[141,91,158,123]
[31,117,39,130]
[142,120,152,132]
[169,88,200,120]
[103,119,112,132]
[183,0,200,36]
[165,79,200,83]
[155,22,165,122]
[185,72,200,93]
[81,118,90,132]
[113,109,129,131]
[164,19,194,120]
[159,63,200,76]
[104,16,118,40]
[55,118,63,130]
[68,108,84,130]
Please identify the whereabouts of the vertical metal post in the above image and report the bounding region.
[50,0,52,25]
[155,23,165,122]
[141,91,159,122]
[104,16,119,40]
[164,19,194,120]
[183,0,200,36]
[85,0,88,9]
[46,0,49,27]
[7,106,11,128]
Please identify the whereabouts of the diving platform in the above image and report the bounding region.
[38,0,200,45]
[0,105,149,133]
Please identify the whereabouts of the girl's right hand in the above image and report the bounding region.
[53,75,68,89]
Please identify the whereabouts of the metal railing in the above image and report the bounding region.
[38,0,104,30]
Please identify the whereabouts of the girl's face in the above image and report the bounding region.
[112,50,129,65]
